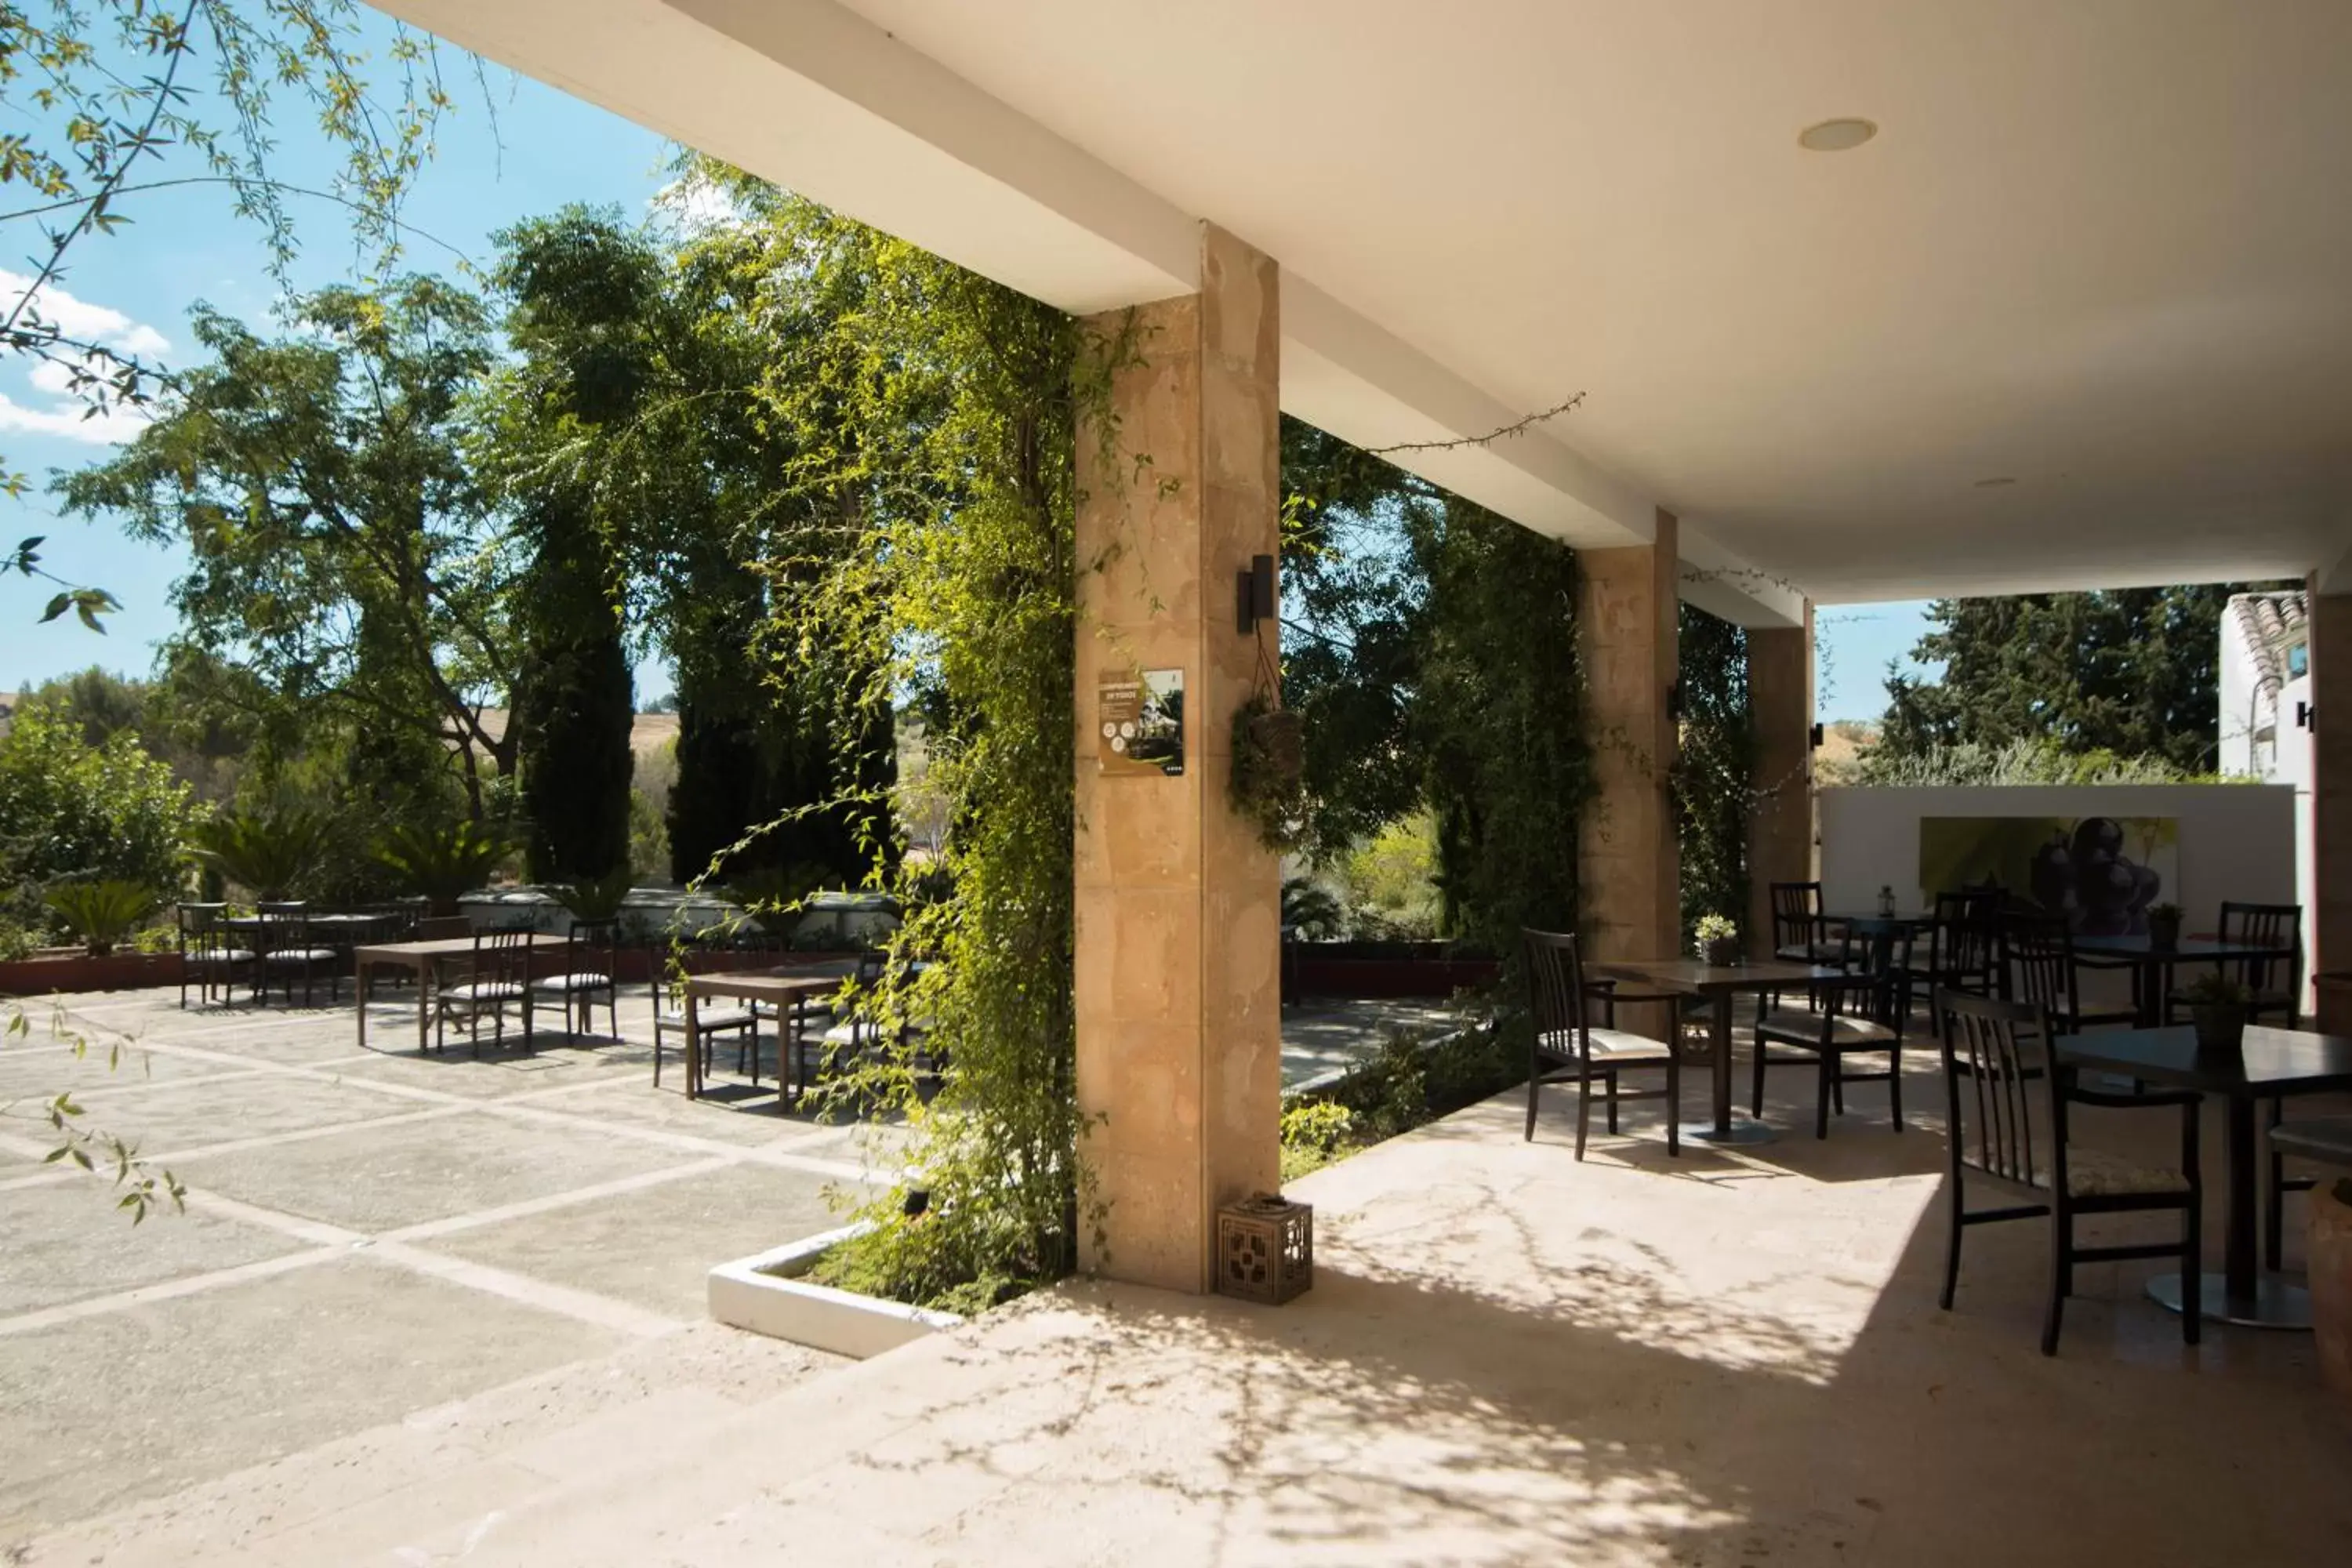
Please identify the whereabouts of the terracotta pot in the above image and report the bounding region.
[2314,1179,2352,1403]
[2147,913,2182,950]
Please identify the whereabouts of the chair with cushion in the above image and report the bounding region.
[530,919,620,1041]
[1933,989,2201,1356]
[2002,913,2136,1033]
[1769,881,1848,967]
[650,941,759,1091]
[435,926,535,1055]
[176,902,252,1007]
[1521,927,1680,1158]
[1753,923,1913,1138]
[256,902,340,1006]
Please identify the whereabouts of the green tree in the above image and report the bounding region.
[55,278,518,816]
[1879,585,2291,773]
[479,208,652,880]
[4,1,466,625]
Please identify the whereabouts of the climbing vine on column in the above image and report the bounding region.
[704,176,1083,1308]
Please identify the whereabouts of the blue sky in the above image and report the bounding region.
[1816,600,1936,724]
[0,19,676,699]
[0,16,1936,724]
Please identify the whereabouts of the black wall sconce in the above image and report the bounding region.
[1237,553,1276,634]
[1809,722,1824,750]
[2297,699,2316,732]
[1665,680,1682,722]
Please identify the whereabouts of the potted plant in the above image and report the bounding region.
[2314,1176,2352,1403]
[2182,971,2252,1052]
[192,807,331,902]
[1693,913,1740,967]
[42,880,161,957]
[2147,902,2184,950]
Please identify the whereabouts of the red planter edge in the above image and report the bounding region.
[0,950,184,999]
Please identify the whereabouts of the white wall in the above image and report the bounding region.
[1819,785,2297,920]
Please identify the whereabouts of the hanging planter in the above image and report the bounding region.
[1231,691,1308,852]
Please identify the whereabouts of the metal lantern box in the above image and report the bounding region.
[1216,1192,1313,1305]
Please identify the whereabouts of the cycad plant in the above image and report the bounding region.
[191,808,331,902]
[44,880,162,956]
[552,864,637,927]
[373,819,515,915]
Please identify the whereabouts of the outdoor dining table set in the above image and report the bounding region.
[1548,883,2349,1348]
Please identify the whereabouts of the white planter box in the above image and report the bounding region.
[707,1222,963,1359]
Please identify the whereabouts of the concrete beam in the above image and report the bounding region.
[373,0,1805,610]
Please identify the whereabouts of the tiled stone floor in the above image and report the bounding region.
[18,1022,2348,1567]
[0,984,1440,1545]
[0,985,902,1539]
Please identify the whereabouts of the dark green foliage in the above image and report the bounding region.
[1277,418,1429,859]
[483,210,656,882]
[552,864,637,924]
[372,819,515,913]
[1412,495,1594,986]
[191,806,331,902]
[1675,604,1754,943]
[1879,585,2292,773]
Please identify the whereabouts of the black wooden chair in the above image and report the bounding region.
[1933,989,2201,1355]
[1521,927,1680,1158]
[1901,887,2001,1014]
[2152,901,2311,1269]
[256,902,339,1006]
[530,919,620,1041]
[1752,923,1912,1138]
[176,902,252,1007]
[2002,913,2136,1033]
[1769,880,1848,967]
[435,926,535,1055]
[2164,900,2303,1026]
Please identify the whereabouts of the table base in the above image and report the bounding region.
[1682,1116,1777,1147]
[2145,1271,2311,1330]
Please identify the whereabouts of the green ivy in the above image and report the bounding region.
[1675,604,1754,945]
[707,183,1084,1304]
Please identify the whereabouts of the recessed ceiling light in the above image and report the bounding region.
[1973,476,2016,488]
[1798,118,1878,152]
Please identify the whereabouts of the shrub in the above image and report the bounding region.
[373,819,516,914]
[0,702,201,895]
[1279,1098,1356,1181]
[191,806,332,901]
[43,880,162,956]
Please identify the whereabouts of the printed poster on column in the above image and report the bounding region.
[1097,668,1185,776]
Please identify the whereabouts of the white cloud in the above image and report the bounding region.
[0,270,170,446]
[0,390,153,443]
[0,269,170,358]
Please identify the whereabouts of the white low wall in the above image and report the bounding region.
[1819,784,2297,924]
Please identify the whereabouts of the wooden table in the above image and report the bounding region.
[354,934,572,1053]
[2058,1025,2352,1328]
[683,968,845,1111]
[1590,959,1842,1145]
[2071,935,2296,1026]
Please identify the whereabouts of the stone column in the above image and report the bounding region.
[1072,224,1282,1294]
[1578,510,1682,988]
[1746,604,1816,957]
[2310,585,2352,1030]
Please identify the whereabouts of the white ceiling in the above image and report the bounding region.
[376,0,2352,605]
[826,0,2352,601]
